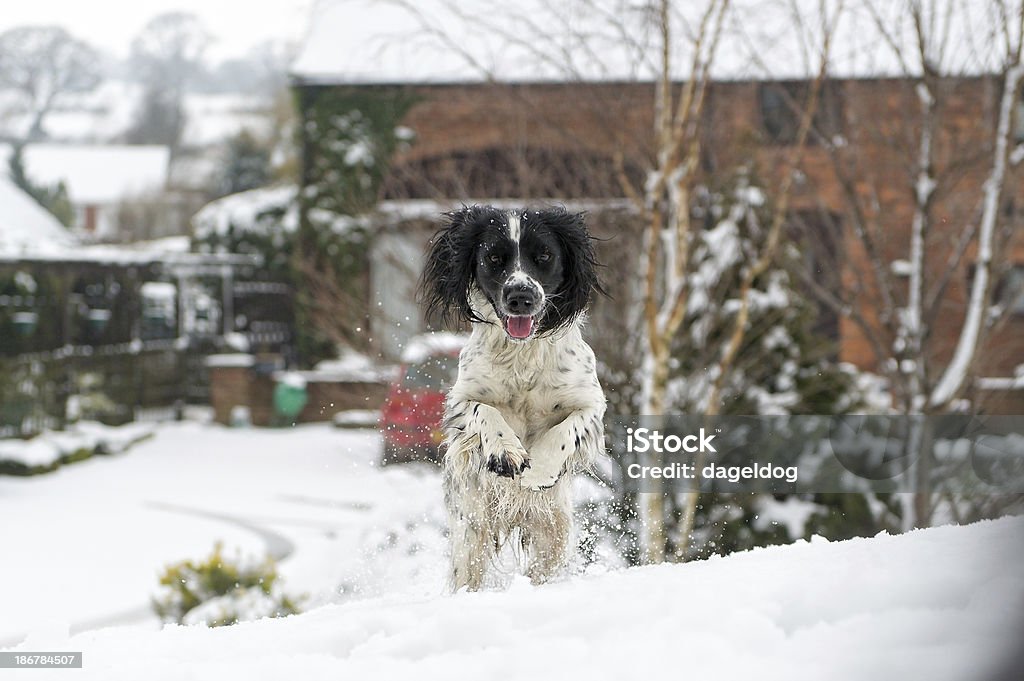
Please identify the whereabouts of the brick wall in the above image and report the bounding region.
[208,357,390,426]
[371,77,1024,385]
[297,381,389,422]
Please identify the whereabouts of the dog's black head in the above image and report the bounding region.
[419,205,606,340]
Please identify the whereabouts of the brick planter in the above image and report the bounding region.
[207,354,392,426]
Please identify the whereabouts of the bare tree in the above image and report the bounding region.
[0,25,101,146]
[792,0,1024,529]
[125,12,211,151]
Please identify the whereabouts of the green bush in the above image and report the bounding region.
[153,543,301,627]
[0,445,97,477]
[0,459,52,476]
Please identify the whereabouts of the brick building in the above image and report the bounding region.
[289,3,1023,411]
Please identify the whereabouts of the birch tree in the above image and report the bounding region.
[631,0,843,562]
[791,0,1024,528]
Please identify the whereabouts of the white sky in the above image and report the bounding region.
[0,0,315,61]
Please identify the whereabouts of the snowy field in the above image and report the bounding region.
[0,422,448,646]
[1,422,1023,679]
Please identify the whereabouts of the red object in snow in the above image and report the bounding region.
[379,345,463,465]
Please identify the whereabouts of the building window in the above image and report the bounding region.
[760,81,843,145]
[788,209,842,343]
[998,265,1024,315]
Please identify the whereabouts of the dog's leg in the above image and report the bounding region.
[443,401,527,592]
[521,493,572,584]
[519,408,604,490]
[446,400,531,478]
[444,457,494,592]
[449,517,490,591]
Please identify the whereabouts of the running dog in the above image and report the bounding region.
[419,205,606,591]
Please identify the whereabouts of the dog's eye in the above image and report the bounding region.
[536,251,551,264]
[488,254,502,265]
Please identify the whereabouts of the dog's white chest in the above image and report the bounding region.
[451,327,601,446]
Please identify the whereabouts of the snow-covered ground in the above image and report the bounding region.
[0,422,447,646]
[2,422,1022,679]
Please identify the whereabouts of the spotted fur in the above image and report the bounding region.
[419,205,607,591]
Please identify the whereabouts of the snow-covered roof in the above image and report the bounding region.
[290,1,1010,85]
[192,185,299,240]
[193,192,635,241]
[374,199,635,225]
[311,349,397,383]
[400,332,468,364]
[0,175,79,257]
[192,185,376,240]
[0,144,170,205]
[0,178,255,264]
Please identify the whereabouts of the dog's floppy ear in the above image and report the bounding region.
[542,208,607,331]
[419,206,487,328]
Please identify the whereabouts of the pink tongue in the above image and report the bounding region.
[506,316,534,339]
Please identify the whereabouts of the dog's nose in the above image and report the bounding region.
[503,283,538,314]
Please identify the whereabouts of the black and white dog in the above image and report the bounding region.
[420,205,607,591]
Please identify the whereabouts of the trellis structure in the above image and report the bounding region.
[0,250,293,436]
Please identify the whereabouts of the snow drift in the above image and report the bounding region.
[8,516,1023,681]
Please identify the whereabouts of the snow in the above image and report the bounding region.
[0,81,274,150]
[290,0,1010,85]
[761,325,791,350]
[0,421,155,470]
[0,174,79,257]
[181,92,274,148]
[191,185,369,240]
[375,198,632,222]
[752,496,821,537]
[2,461,1022,681]
[343,140,374,167]
[180,585,291,628]
[332,410,383,428]
[0,144,170,204]
[0,80,140,144]
[1,421,1022,678]
[192,185,298,239]
[977,374,1024,391]
[139,282,177,301]
[0,422,445,648]
[205,354,256,368]
[845,365,893,413]
[1012,143,1024,167]
[400,332,468,364]
[890,259,913,276]
[686,217,741,316]
[277,372,308,390]
[224,332,252,352]
[311,349,396,383]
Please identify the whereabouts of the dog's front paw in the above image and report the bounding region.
[484,439,530,479]
[485,451,530,478]
[519,452,568,490]
[518,465,560,490]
